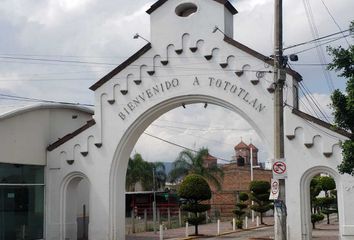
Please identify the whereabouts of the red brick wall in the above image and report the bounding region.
[209,163,272,220]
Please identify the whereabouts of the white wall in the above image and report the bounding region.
[0,105,93,165]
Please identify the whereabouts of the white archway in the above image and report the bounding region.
[45,1,354,239]
[109,94,272,239]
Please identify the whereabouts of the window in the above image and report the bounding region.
[175,3,198,17]
[0,163,44,240]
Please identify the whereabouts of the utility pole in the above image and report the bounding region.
[274,0,287,239]
[250,144,255,222]
[153,167,157,234]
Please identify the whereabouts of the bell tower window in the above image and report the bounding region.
[175,3,198,17]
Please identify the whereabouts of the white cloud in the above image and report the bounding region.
[133,104,268,164]
[299,92,333,122]
[0,0,352,165]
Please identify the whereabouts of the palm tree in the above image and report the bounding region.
[126,153,167,191]
[151,162,167,190]
[169,147,224,190]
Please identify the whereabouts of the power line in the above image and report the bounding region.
[299,81,331,122]
[0,57,271,73]
[0,56,118,66]
[302,0,335,92]
[284,104,341,140]
[0,68,273,82]
[0,59,113,68]
[320,0,350,47]
[0,93,94,107]
[297,86,322,119]
[143,132,232,163]
[150,124,248,149]
[283,28,351,51]
[291,34,351,55]
[151,123,250,132]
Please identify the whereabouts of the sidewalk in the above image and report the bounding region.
[126,217,339,240]
[126,217,274,240]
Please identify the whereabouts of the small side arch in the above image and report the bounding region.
[300,166,340,240]
[60,172,91,240]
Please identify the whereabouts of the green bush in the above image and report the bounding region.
[250,181,271,194]
[232,192,249,229]
[249,181,272,225]
[239,192,249,201]
[187,215,206,226]
[178,174,211,201]
[178,174,211,235]
[181,203,210,213]
[236,219,243,229]
[311,213,324,229]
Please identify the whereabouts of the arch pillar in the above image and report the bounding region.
[340,174,354,239]
[88,170,111,240]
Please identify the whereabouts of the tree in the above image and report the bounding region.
[310,177,322,210]
[233,192,249,229]
[126,153,166,191]
[178,174,211,236]
[318,176,336,196]
[316,196,337,224]
[169,147,224,190]
[311,213,324,229]
[249,181,272,224]
[310,175,337,225]
[152,162,167,190]
[327,20,354,175]
[315,176,337,224]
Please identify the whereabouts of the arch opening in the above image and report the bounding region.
[110,95,273,239]
[62,173,90,240]
[300,166,341,240]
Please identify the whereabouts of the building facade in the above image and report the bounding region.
[1,0,354,239]
[0,104,93,240]
[208,141,272,219]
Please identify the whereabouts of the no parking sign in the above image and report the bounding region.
[272,159,287,179]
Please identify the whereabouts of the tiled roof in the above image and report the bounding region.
[234,141,249,150]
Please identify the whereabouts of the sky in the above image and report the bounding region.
[0,0,353,164]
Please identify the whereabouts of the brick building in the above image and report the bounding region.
[207,141,272,220]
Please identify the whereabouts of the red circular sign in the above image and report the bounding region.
[273,161,286,174]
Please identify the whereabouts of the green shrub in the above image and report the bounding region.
[236,219,243,229]
[249,181,272,225]
[311,213,324,229]
[178,174,211,235]
[178,174,211,201]
[232,192,249,229]
[250,181,271,194]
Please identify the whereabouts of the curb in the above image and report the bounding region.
[167,225,274,240]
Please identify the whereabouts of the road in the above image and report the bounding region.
[198,226,273,239]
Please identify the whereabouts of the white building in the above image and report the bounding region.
[1,0,353,239]
[0,104,93,239]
